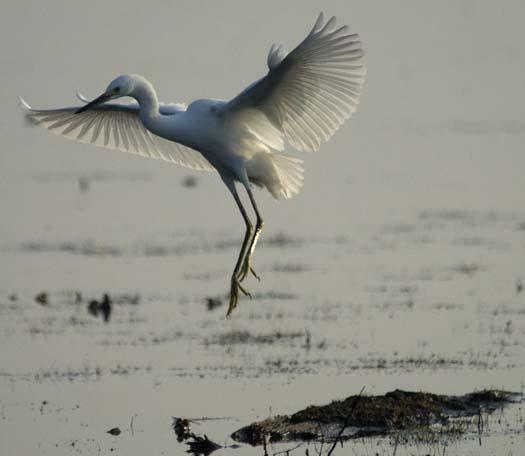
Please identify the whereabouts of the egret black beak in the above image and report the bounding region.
[75,93,112,114]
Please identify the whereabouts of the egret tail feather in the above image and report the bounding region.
[246,153,304,199]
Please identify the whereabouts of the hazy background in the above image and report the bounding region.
[1,1,524,455]
[3,0,524,243]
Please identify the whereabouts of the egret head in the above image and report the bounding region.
[75,74,136,114]
[105,75,135,98]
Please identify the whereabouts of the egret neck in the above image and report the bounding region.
[131,77,183,142]
[132,76,159,120]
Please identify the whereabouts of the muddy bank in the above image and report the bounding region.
[232,389,519,445]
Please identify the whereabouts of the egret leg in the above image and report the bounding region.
[239,184,264,282]
[226,183,254,316]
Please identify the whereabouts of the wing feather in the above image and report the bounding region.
[223,13,366,152]
[20,99,214,172]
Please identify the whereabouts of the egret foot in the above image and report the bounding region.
[239,256,261,282]
[227,280,239,316]
[250,266,260,281]
[227,276,252,316]
[238,282,252,298]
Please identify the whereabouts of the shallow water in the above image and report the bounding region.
[2,1,525,455]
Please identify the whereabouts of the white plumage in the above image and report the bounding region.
[225,13,365,153]
[20,13,366,315]
[19,97,215,171]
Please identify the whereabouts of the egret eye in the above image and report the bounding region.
[114,87,120,93]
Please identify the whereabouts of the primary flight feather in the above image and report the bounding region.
[20,13,366,315]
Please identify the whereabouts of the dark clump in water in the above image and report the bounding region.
[106,427,121,436]
[171,417,222,455]
[186,434,222,455]
[205,297,222,311]
[231,389,518,445]
[87,293,112,322]
[172,417,192,442]
[35,292,48,306]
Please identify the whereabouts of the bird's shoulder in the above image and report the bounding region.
[159,102,187,115]
[187,98,227,116]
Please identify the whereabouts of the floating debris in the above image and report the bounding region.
[106,427,121,436]
[39,400,48,414]
[231,389,519,445]
[205,297,222,311]
[172,417,192,442]
[35,292,48,306]
[88,293,112,322]
[186,434,221,455]
[171,417,222,455]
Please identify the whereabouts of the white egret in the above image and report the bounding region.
[19,13,366,315]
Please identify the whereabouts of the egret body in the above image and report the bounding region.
[20,13,366,315]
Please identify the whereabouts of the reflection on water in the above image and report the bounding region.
[1,205,524,454]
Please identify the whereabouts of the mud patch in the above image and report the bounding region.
[205,329,305,346]
[231,389,519,445]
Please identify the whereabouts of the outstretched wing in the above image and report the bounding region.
[222,13,366,153]
[19,97,215,172]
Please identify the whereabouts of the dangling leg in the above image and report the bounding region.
[239,183,264,282]
[223,179,254,316]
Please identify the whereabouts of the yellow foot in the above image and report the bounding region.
[249,266,260,281]
[239,257,261,282]
[227,277,252,316]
